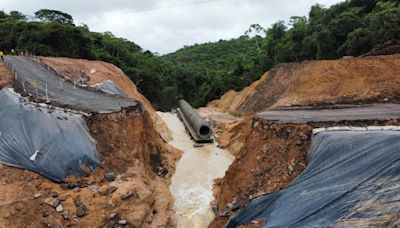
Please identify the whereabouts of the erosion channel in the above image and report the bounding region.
[158,112,234,228]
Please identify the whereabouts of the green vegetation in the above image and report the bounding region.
[0,0,399,110]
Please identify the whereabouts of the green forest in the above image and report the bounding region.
[0,0,399,110]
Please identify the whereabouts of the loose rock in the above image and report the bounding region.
[44,197,60,208]
[108,212,117,219]
[118,220,127,225]
[104,172,117,181]
[76,204,87,217]
[56,204,63,213]
[62,210,69,220]
[50,191,58,198]
[33,193,41,199]
[100,186,118,196]
[121,191,134,200]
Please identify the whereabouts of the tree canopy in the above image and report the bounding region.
[0,0,399,110]
[35,9,74,24]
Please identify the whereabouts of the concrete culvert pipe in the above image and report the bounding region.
[179,99,212,139]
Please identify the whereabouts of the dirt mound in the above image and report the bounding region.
[0,63,13,88]
[209,54,400,115]
[39,57,171,141]
[0,108,181,227]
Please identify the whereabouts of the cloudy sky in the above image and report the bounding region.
[0,0,342,54]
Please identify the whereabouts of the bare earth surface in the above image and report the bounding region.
[209,54,400,115]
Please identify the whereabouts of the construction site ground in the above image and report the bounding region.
[0,56,181,228]
[205,55,400,227]
[1,54,400,228]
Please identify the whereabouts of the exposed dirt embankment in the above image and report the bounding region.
[0,108,181,228]
[199,108,250,156]
[209,54,400,115]
[0,63,13,88]
[40,57,171,141]
[209,118,312,227]
[209,117,400,227]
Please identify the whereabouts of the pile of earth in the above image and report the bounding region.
[209,54,400,116]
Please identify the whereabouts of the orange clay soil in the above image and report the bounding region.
[0,108,181,228]
[209,54,400,115]
[0,62,13,89]
[198,107,250,156]
[39,57,171,141]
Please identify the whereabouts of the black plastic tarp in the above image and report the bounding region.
[0,89,100,182]
[95,80,128,97]
[226,130,400,227]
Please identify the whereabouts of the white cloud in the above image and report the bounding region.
[0,0,343,54]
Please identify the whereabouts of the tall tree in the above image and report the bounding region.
[9,11,26,21]
[35,9,74,24]
[245,24,265,51]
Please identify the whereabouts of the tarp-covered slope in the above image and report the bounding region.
[0,89,99,182]
[226,131,400,228]
[5,56,137,113]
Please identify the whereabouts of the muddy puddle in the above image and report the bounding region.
[158,112,234,228]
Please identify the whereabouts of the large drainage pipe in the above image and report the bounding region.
[178,99,212,140]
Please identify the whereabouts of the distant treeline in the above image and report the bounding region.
[0,1,399,110]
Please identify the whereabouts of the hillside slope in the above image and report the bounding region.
[209,54,400,115]
[0,57,181,227]
[40,57,171,140]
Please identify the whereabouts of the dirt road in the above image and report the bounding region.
[257,104,400,123]
[5,56,137,113]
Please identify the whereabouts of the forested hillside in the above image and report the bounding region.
[0,0,399,110]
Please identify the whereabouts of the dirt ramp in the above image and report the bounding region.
[40,57,171,140]
[209,54,400,115]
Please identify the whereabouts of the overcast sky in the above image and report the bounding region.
[0,0,343,54]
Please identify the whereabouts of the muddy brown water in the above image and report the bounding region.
[158,112,234,228]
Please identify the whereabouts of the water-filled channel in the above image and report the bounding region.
[158,112,234,228]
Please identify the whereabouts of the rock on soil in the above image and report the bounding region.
[55,204,63,213]
[104,172,117,181]
[44,198,60,208]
